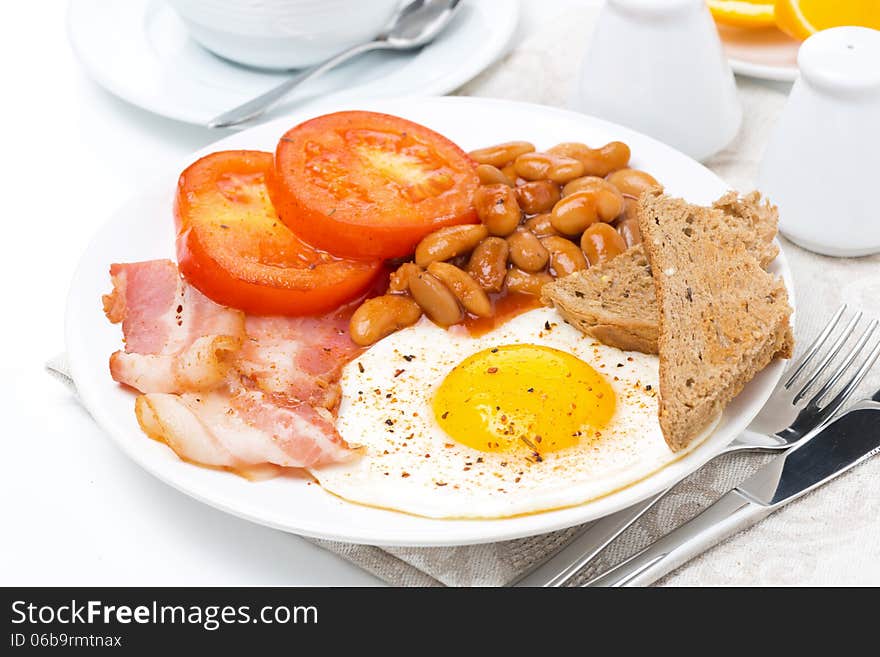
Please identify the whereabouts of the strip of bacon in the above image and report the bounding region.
[227,386,353,466]
[236,314,361,411]
[106,259,357,470]
[103,260,246,394]
[135,393,235,467]
[135,389,353,469]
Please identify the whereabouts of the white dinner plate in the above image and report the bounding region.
[66,0,517,126]
[66,96,793,546]
[718,24,800,82]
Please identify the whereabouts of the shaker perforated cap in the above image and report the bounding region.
[798,26,880,96]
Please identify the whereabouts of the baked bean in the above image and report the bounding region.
[474,184,521,236]
[621,196,639,223]
[388,262,422,293]
[550,191,600,236]
[581,222,628,266]
[427,262,493,318]
[579,142,631,177]
[476,164,514,187]
[501,163,519,185]
[616,217,642,247]
[524,213,560,238]
[541,236,588,277]
[596,192,624,221]
[561,176,624,221]
[548,142,593,162]
[467,237,509,292]
[514,152,585,184]
[469,141,535,168]
[507,229,550,272]
[562,175,593,197]
[415,224,488,267]
[349,295,422,346]
[515,180,561,215]
[409,271,464,326]
[606,168,661,197]
[562,175,612,197]
[505,268,553,296]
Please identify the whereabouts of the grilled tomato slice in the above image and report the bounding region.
[269,110,480,259]
[174,150,382,316]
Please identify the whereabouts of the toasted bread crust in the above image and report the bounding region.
[586,324,658,354]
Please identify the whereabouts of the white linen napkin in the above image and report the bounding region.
[49,5,880,586]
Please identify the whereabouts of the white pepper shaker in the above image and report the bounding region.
[573,0,742,162]
[759,26,880,257]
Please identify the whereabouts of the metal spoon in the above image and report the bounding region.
[207,0,462,129]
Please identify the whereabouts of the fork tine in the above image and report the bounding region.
[784,304,847,388]
[814,335,880,421]
[807,319,879,407]
[792,310,862,403]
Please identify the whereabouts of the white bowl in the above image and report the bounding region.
[166,0,402,70]
[758,27,880,257]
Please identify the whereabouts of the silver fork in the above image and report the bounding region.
[513,305,880,587]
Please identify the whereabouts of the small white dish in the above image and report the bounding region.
[759,27,880,257]
[573,0,742,162]
[67,0,517,127]
[718,23,800,82]
[165,0,400,69]
[65,96,793,547]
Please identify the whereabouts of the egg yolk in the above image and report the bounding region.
[432,344,615,457]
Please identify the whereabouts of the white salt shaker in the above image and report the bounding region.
[758,27,880,257]
[573,0,742,161]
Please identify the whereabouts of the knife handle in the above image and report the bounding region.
[585,490,769,587]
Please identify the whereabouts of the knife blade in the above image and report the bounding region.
[586,398,880,587]
[737,401,880,506]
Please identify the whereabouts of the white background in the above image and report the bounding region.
[0,0,588,586]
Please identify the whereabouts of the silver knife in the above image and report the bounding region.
[586,396,880,587]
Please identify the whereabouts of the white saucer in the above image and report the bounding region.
[67,0,518,127]
[718,24,800,82]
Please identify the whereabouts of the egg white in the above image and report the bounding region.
[309,307,713,519]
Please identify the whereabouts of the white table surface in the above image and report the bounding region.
[1,0,594,587]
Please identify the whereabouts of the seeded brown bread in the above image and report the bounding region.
[541,245,657,353]
[637,190,793,451]
[542,191,781,354]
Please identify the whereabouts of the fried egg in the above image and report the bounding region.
[309,307,711,518]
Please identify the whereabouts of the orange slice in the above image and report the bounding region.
[775,0,880,41]
[708,0,776,28]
